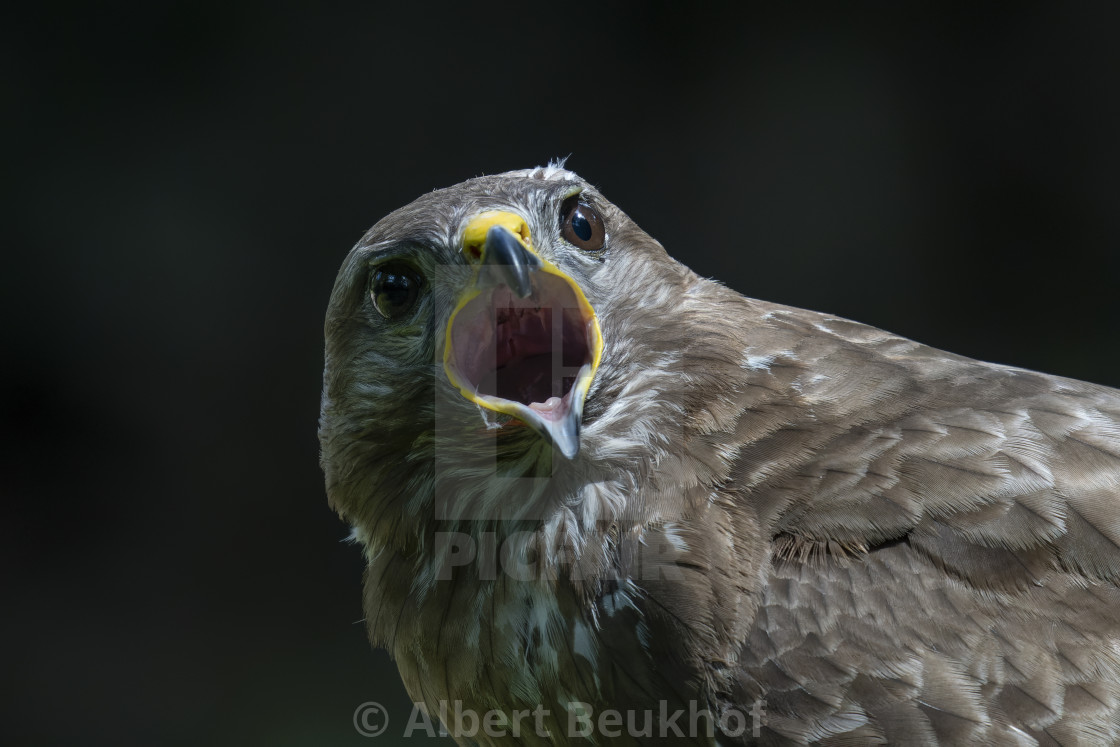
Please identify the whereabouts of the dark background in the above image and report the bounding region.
[5,2,1119,745]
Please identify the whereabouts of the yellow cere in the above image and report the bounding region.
[461,211,532,261]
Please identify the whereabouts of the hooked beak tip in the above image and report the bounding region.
[481,225,536,298]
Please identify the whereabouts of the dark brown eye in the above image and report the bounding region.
[370,262,423,319]
[560,195,606,252]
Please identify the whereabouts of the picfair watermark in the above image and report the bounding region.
[431,530,687,582]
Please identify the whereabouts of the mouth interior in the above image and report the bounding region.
[450,273,593,420]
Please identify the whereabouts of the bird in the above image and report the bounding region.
[319,164,1120,745]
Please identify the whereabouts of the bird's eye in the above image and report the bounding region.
[560,195,606,252]
[370,262,423,319]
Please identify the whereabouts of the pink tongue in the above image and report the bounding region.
[528,396,567,421]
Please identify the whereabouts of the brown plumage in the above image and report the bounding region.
[319,165,1120,745]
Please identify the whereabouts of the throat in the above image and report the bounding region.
[494,352,563,405]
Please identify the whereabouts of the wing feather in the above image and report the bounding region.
[675,301,1120,743]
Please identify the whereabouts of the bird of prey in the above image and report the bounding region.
[319,165,1120,745]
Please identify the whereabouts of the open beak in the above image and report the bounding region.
[443,211,603,459]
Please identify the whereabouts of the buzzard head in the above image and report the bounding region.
[319,164,699,532]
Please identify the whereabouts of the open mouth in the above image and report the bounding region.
[446,275,596,425]
[443,211,602,458]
